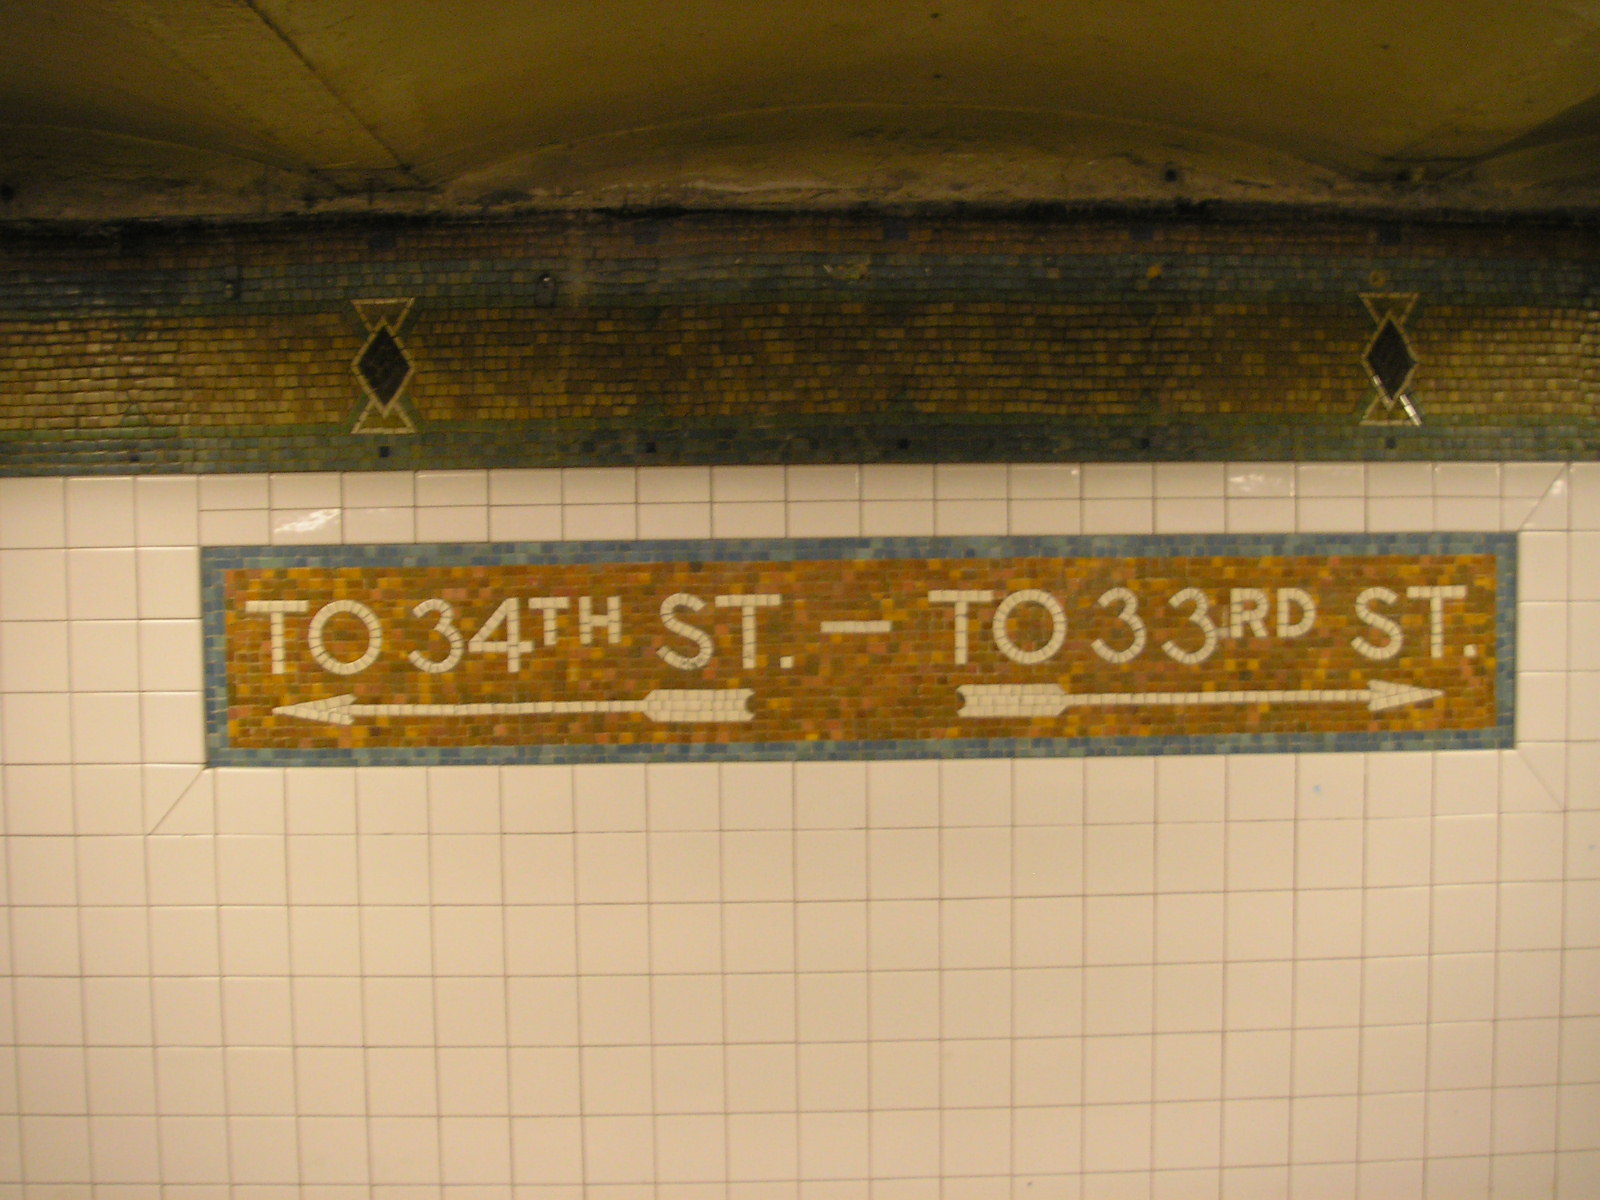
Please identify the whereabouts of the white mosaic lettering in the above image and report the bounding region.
[928,589,996,665]
[579,596,622,646]
[244,598,309,674]
[407,598,465,674]
[1163,587,1219,665]
[526,597,570,646]
[1352,586,1403,661]
[1277,588,1317,639]
[1092,587,1147,664]
[308,599,383,676]
[714,593,782,669]
[1229,588,1271,639]
[1406,584,1467,658]
[991,589,1067,665]
[659,593,714,671]
[469,597,534,671]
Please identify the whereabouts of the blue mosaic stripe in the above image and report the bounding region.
[209,725,1513,768]
[204,531,1517,767]
[4,420,1591,478]
[201,530,1515,571]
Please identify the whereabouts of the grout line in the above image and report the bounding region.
[1419,744,1441,1196]
[719,764,736,1191]
[863,766,875,1190]
[1,900,28,1186]
[347,492,381,1185]
[1077,777,1089,1187]
[1354,758,1372,1177]
[146,767,207,835]
[1007,761,1019,1188]
[936,764,945,1199]
[0,583,20,1189]
[1348,758,1368,1180]
[788,759,804,1192]
[139,791,170,1190]
[498,765,519,1191]
[1553,762,1572,1197]
[1517,464,1572,534]
[645,766,661,1189]
[1487,745,1505,1180]
[69,698,96,1191]
[1144,810,1157,1192]
[1550,472,1579,1185]
[1514,744,1568,814]
[211,775,245,1188]
[65,523,98,1193]
[1220,757,1233,1185]
[559,769,589,1193]
[132,499,202,1200]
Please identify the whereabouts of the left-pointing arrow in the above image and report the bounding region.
[273,688,756,726]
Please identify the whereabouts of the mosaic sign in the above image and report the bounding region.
[203,534,1515,766]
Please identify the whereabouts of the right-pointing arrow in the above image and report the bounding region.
[956,679,1444,719]
[1363,679,1448,712]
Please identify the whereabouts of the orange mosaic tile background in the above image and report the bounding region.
[223,550,1499,752]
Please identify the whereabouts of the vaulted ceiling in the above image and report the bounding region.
[5,0,1600,220]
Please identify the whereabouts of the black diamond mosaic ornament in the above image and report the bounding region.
[350,298,418,434]
[1358,293,1422,426]
[357,326,412,404]
[1364,317,1417,400]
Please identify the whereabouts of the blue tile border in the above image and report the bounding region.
[4,422,1592,476]
[203,532,1517,767]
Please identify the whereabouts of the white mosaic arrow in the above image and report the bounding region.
[957,679,1444,719]
[273,688,755,726]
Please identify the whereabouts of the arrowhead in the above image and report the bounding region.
[642,688,755,723]
[1366,679,1445,713]
[273,695,358,726]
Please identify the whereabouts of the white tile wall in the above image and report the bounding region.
[0,462,1594,1196]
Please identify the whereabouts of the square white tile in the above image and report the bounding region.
[66,477,136,547]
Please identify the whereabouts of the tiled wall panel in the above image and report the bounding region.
[0,461,1595,1196]
[200,532,1517,766]
[0,213,1596,472]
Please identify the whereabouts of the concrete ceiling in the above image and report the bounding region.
[5,0,1600,220]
